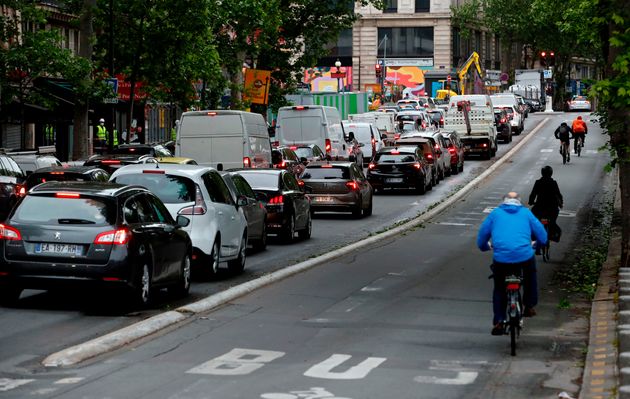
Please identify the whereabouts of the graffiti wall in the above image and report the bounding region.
[385,66,430,98]
[303,67,353,92]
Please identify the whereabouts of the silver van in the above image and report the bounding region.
[274,105,349,161]
[176,110,272,170]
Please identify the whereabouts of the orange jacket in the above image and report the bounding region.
[572,119,587,134]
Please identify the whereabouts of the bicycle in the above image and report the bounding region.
[559,141,570,164]
[575,135,583,157]
[504,274,524,356]
[539,218,551,262]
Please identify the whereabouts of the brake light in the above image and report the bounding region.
[482,143,488,148]
[413,162,422,170]
[16,184,26,197]
[178,185,207,215]
[346,181,359,191]
[500,118,506,123]
[289,146,297,150]
[448,147,456,155]
[297,180,305,187]
[368,163,376,169]
[101,160,121,165]
[321,164,333,168]
[50,171,65,175]
[280,160,286,168]
[371,138,376,146]
[268,195,284,204]
[272,141,280,147]
[207,112,217,116]
[394,133,401,140]
[55,192,80,198]
[0,224,21,241]
[440,117,444,124]
[143,169,165,174]
[128,148,136,152]
[434,144,439,150]
[426,153,434,160]
[294,106,306,110]
[325,139,331,153]
[391,150,400,154]
[243,157,251,168]
[507,283,520,290]
[94,228,131,245]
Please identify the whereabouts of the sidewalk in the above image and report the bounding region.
[579,179,621,399]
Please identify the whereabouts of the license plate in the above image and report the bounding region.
[313,196,334,203]
[386,178,403,183]
[35,243,82,256]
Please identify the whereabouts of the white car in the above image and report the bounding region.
[567,95,592,111]
[110,164,249,276]
[342,121,383,163]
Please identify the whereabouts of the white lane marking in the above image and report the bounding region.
[541,149,553,153]
[483,207,496,213]
[559,210,577,217]
[479,201,497,205]
[414,371,478,385]
[430,360,497,369]
[261,387,351,399]
[54,377,84,384]
[360,287,382,292]
[304,354,386,380]
[438,222,471,226]
[32,388,57,395]
[0,378,35,392]
[186,348,285,376]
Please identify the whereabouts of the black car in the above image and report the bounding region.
[112,143,174,158]
[84,153,158,174]
[0,182,192,306]
[367,146,433,194]
[493,108,512,143]
[220,171,268,251]
[0,154,27,218]
[291,144,326,165]
[272,147,305,178]
[24,166,110,191]
[235,169,311,243]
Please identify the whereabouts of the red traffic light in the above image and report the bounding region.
[541,51,547,57]
[375,64,382,71]
[550,51,555,57]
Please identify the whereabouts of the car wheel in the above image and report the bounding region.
[352,196,363,218]
[298,212,312,240]
[415,178,426,195]
[459,162,464,173]
[363,195,373,216]
[0,285,22,306]
[169,252,191,297]
[282,213,295,243]
[207,238,221,277]
[252,223,267,251]
[227,233,247,274]
[134,262,153,307]
[451,164,458,175]
[432,170,438,186]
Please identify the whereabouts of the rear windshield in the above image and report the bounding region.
[376,152,416,163]
[293,147,313,158]
[112,174,195,203]
[238,172,280,190]
[280,116,321,142]
[12,195,114,225]
[573,96,587,101]
[302,166,350,179]
[26,172,89,188]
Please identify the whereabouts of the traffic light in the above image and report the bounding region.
[549,51,555,67]
[375,64,382,78]
[540,51,547,67]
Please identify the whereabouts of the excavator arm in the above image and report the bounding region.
[457,52,483,95]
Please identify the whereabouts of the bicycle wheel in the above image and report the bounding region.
[510,319,517,356]
[577,138,582,156]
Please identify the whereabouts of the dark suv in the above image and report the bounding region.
[493,108,512,143]
[0,154,27,218]
[24,166,110,191]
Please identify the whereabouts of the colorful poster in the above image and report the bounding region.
[384,66,428,97]
[303,67,353,92]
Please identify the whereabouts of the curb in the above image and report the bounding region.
[42,118,551,367]
[579,169,620,399]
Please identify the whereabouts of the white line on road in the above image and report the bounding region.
[414,371,478,385]
[303,354,386,380]
[437,222,472,226]
[0,378,34,392]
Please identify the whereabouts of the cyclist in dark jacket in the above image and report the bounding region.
[554,122,574,162]
[528,166,563,253]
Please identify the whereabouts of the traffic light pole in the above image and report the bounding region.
[378,34,388,98]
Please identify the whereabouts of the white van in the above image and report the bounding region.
[176,110,272,170]
[341,121,382,162]
[275,105,348,160]
[491,94,524,134]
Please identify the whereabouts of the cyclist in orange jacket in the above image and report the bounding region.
[571,116,588,153]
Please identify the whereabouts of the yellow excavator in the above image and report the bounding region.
[435,52,484,100]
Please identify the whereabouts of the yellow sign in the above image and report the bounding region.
[243,69,271,105]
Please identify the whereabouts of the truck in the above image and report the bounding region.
[443,94,497,160]
[347,112,396,144]
[510,69,546,110]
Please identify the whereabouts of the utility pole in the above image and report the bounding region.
[378,34,388,99]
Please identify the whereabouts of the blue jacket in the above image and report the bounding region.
[477,203,548,263]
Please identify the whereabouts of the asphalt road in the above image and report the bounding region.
[0,111,612,399]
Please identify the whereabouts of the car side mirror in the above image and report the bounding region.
[176,215,190,227]
[300,157,308,166]
[236,195,248,207]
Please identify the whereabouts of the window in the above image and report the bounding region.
[232,175,256,199]
[13,195,113,225]
[113,174,195,204]
[378,27,434,58]
[146,194,174,224]
[452,29,461,66]
[202,172,233,205]
[475,31,482,53]
[282,173,300,191]
[415,0,430,12]
[124,195,158,223]
[384,0,397,12]
[302,166,350,180]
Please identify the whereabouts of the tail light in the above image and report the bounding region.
[143,170,165,174]
[243,157,251,168]
[280,160,286,168]
[289,146,298,150]
[448,147,456,155]
[101,160,121,165]
[268,195,284,205]
[297,180,305,187]
[178,185,207,215]
[507,283,520,290]
[0,224,21,241]
[325,139,331,153]
[371,138,376,146]
[413,162,422,170]
[426,153,434,162]
[346,181,359,191]
[440,117,444,125]
[16,184,26,197]
[56,192,81,198]
[272,141,280,147]
[482,143,488,148]
[368,163,376,170]
[94,228,130,245]
[394,133,401,140]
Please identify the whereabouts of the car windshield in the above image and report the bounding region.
[112,174,195,203]
[238,172,280,190]
[573,96,587,101]
[293,147,313,158]
[302,166,350,179]
[12,195,114,225]
[376,152,416,163]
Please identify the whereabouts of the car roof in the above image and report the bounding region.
[229,168,282,176]
[29,181,143,197]
[109,163,217,179]
[305,161,353,167]
[30,165,105,174]
[380,146,419,152]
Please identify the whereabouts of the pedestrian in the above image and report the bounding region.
[477,192,548,336]
[95,118,107,154]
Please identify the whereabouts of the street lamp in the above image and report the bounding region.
[334,59,343,93]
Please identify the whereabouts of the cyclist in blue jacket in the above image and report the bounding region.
[477,192,548,336]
